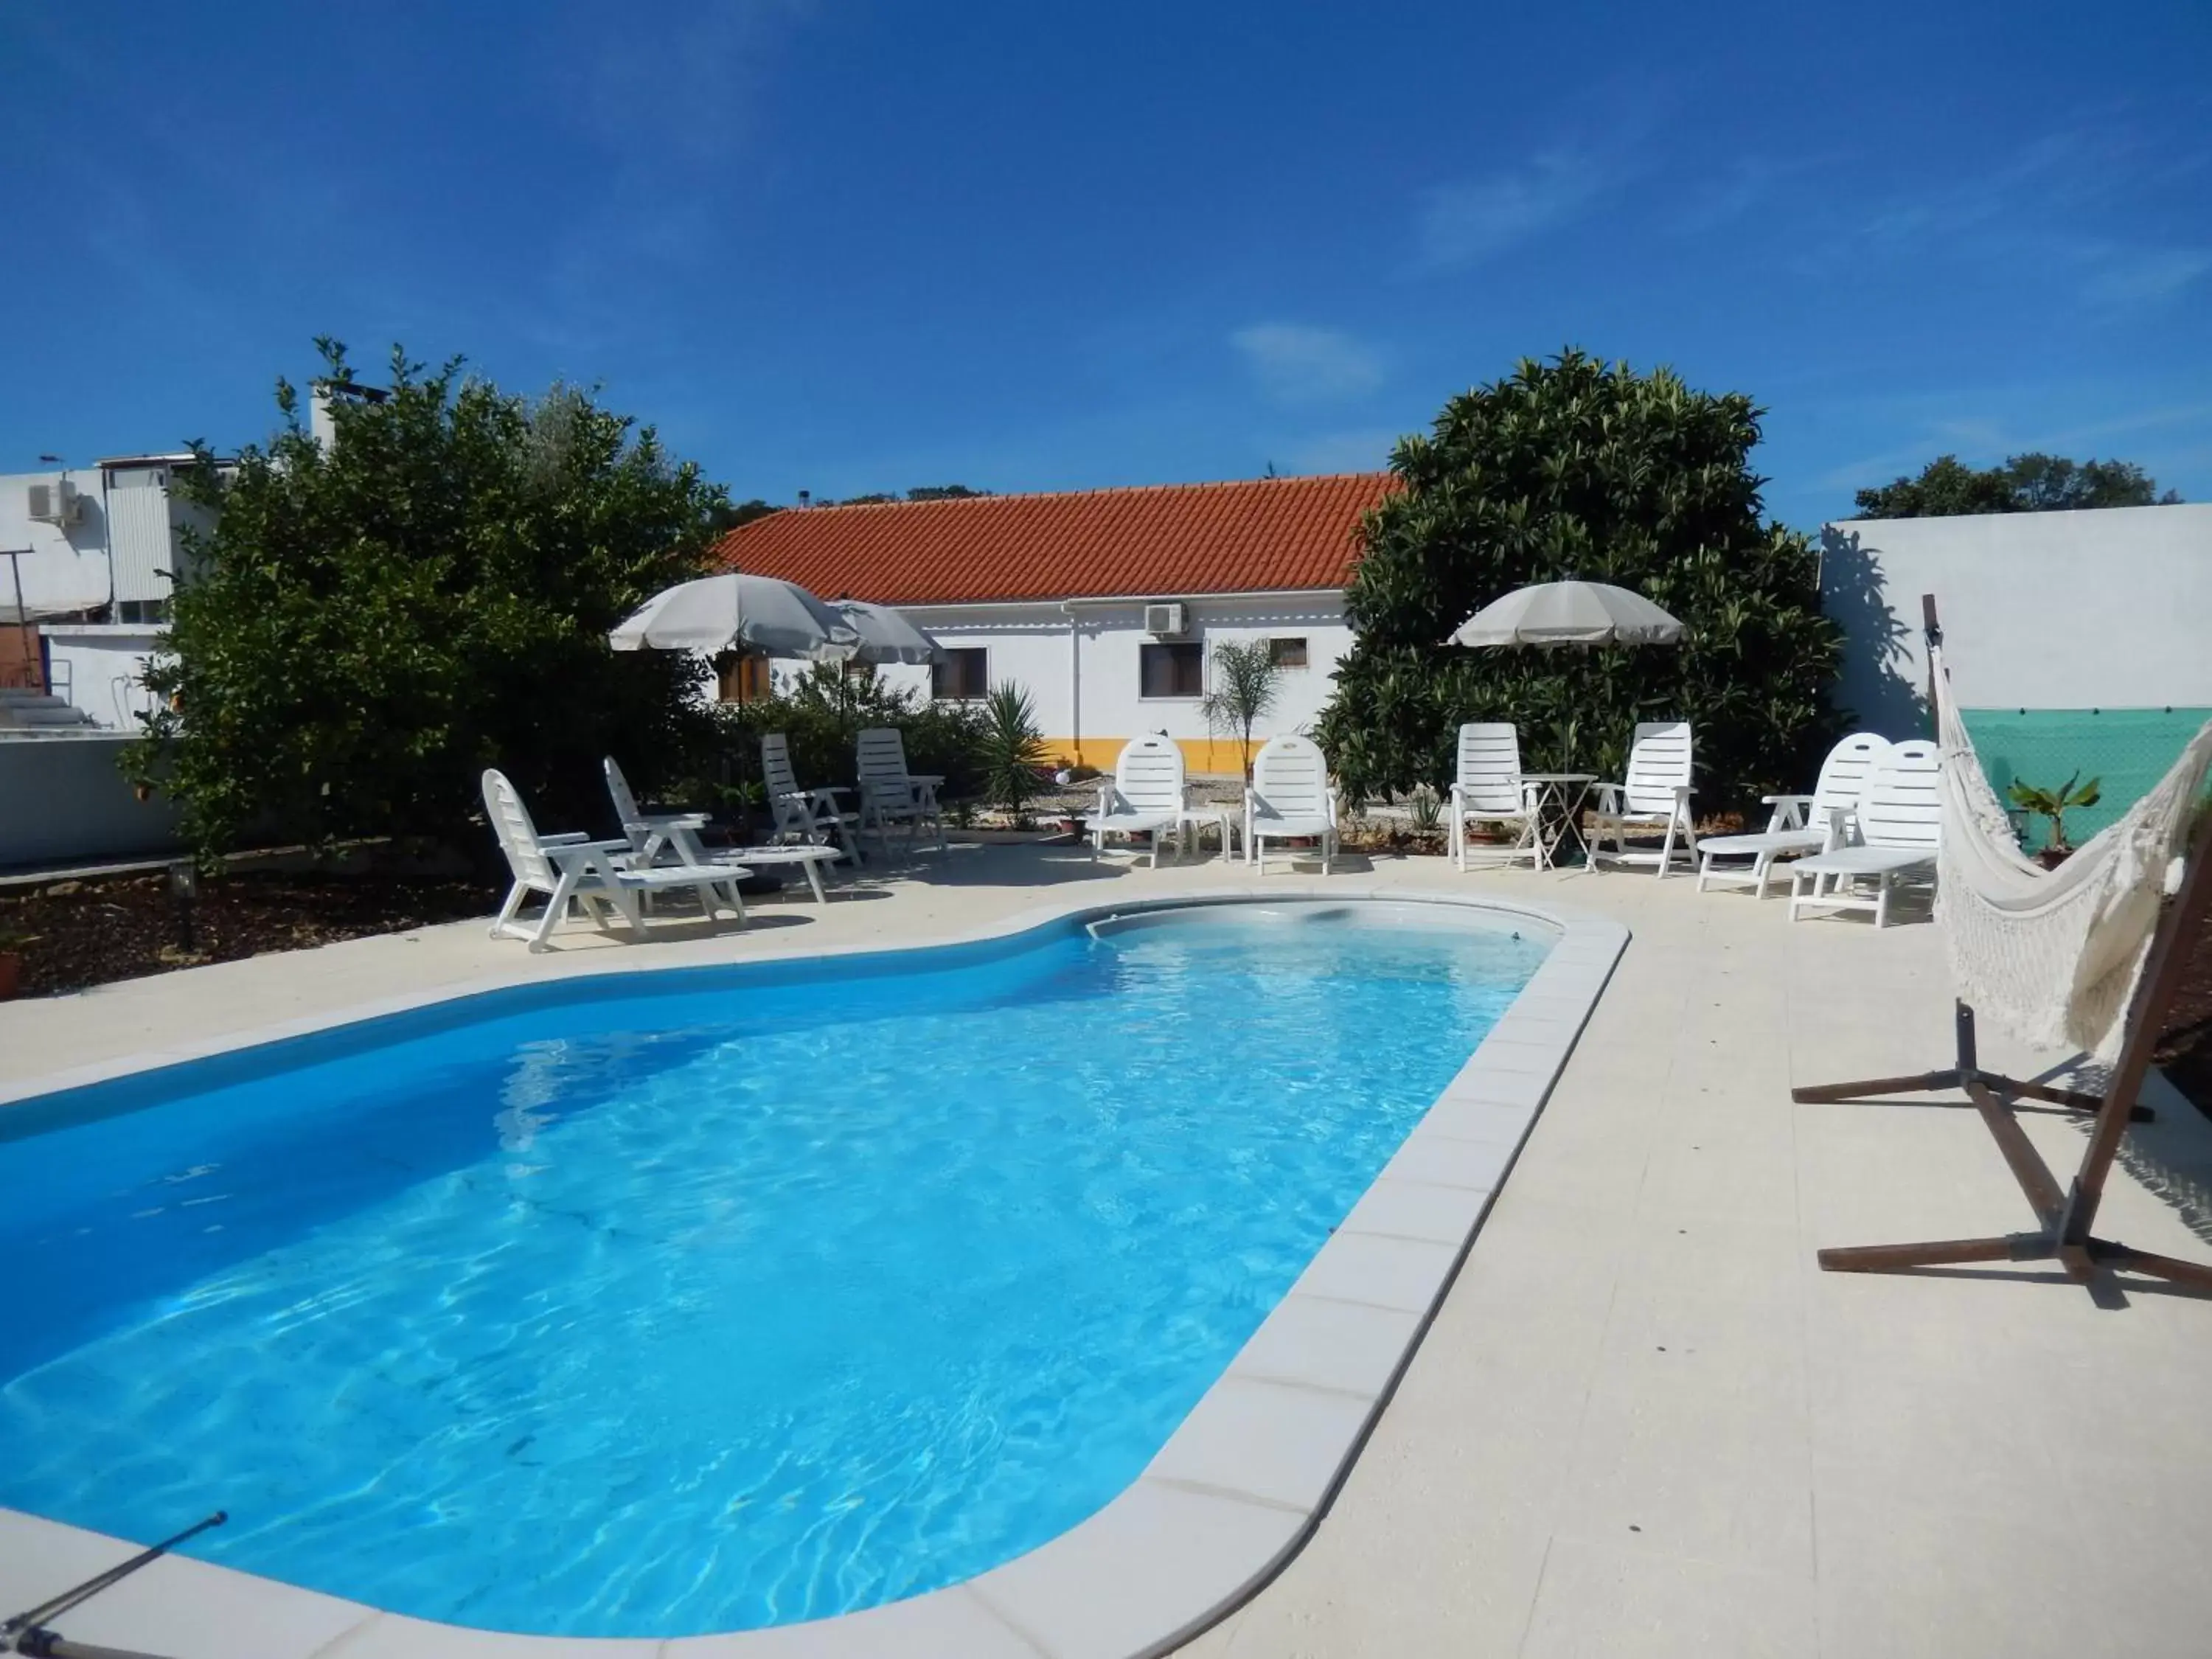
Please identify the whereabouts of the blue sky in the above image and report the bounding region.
[3,1,2208,528]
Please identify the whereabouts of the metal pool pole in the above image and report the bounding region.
[1,1512,226,1659]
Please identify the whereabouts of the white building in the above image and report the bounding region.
[0,456,220,731]
[717,473,1394,773]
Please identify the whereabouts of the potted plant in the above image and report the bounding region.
[0,930,34,1001]
[2007,771,2103,868]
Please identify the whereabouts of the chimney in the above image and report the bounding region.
[309,384,339,451]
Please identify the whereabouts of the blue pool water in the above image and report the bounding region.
[0,902,1546,1636]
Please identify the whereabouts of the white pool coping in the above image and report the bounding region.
[0,883,1627,1659]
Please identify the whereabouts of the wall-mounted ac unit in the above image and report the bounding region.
[1144,602,1188,636]
[27,479,83,526]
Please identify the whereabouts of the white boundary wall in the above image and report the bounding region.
[1819,503,2212,723]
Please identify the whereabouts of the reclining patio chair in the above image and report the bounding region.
[1245,734,1339,874]
[484,768,746,953]
[1447,722,1541,872]
[1696,731,1891,898]
[1091,733,1187,867]
[1787,740,1941,928]
[1587,720,1697,877]
[604,755,844,904]
[855,727,947,853]
[762,731,863,863]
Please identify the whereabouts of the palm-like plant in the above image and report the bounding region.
[1199,639,1283,784]
[2007,771,2102,855]
[979,681,1050,827]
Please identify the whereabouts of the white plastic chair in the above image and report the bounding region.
[1245,734,1339,874]
[762,732,862,863]
[1447,722,1540,871]
[1092,733,1186,866]
[856,727,946,852]
[484,769,745,953]
[1587,721,1697,877]
[606,754,844,903]
[1697,732,1892,898]
[1787,740,1941,927]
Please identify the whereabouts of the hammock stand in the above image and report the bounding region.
[1795,595,2212,1300]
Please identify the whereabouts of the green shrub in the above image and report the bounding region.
[695,664,990,812]
[1315,351,1844,811]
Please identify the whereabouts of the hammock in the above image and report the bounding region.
[1932,643,2212,1061]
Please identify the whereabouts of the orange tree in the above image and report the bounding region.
[1315,351,1844,810]
[128,340,726,860]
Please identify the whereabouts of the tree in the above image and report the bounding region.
[1198,638,1282,782]
[129,339,726,861]
[1853,452,2179,518]
[978,681,1049,826]
[706,497,778,535]
[1315,350,1843,809]
[905,484,991,501]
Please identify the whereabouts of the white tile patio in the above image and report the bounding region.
[3,841,2209,1658]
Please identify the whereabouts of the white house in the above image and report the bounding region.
[0,456,220,731]
[714,473,1394,773]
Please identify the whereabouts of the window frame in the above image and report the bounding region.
[931,646,990,702]
[1138,639,1206,700]
[1267,636,1310,670]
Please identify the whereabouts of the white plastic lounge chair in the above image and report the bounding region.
[1696,731,1891,898]
[1587,720,1697,877]
[1245,734,1339,874]
[762,732,862,863]
[856,727,947,852]
[484,769,746,953]
[1446,722,1540,871]
[1787,739,1941,927]
[605,755,844,903]
[1091,733,1186,866]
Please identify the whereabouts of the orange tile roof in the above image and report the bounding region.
[709,473,1394,606]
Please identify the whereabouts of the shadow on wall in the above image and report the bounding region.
[1820,525,1930,740]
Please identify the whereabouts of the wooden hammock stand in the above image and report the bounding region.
[1794,596,2212,1300]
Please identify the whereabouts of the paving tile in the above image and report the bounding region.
[1146,1375,1378,1512]
[1517,1536,1818,1659]
[968,1481,1304,1659]
[1334,1174,1494,1245]
[1287,1230,1461,1315]
[664,1585,1041,1658]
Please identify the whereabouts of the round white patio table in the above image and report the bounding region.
[1520,772,1598,869]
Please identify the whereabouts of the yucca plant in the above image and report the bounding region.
[979,681,1050,828]
[2008,771,2102,855]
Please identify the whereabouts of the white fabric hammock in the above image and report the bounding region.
[1932,644,2212,1060]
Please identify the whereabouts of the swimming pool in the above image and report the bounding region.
[0,899,1565,1640]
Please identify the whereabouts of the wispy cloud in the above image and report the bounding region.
[1231,324,1385,405]
[1413,149,1618,270]
[1844,122,2212,312]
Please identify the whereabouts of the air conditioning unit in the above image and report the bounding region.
[27,479,83,526]
[1144,602,1188,637]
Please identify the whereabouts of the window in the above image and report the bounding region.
[932,647,989,700]
[1140,640,1204,698]
[716,654,773,702]
[1268,636,1309,669]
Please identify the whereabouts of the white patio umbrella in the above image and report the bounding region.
[1447,580,1685,649]
[608,571,858,659]
[830,599,942,665]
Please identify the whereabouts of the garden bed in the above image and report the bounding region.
[0,869,499,998]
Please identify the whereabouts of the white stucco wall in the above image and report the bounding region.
[0,470,112,617]
[1820,503,2212,723]
[762,591,1352,771]
[40,626,164,731]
